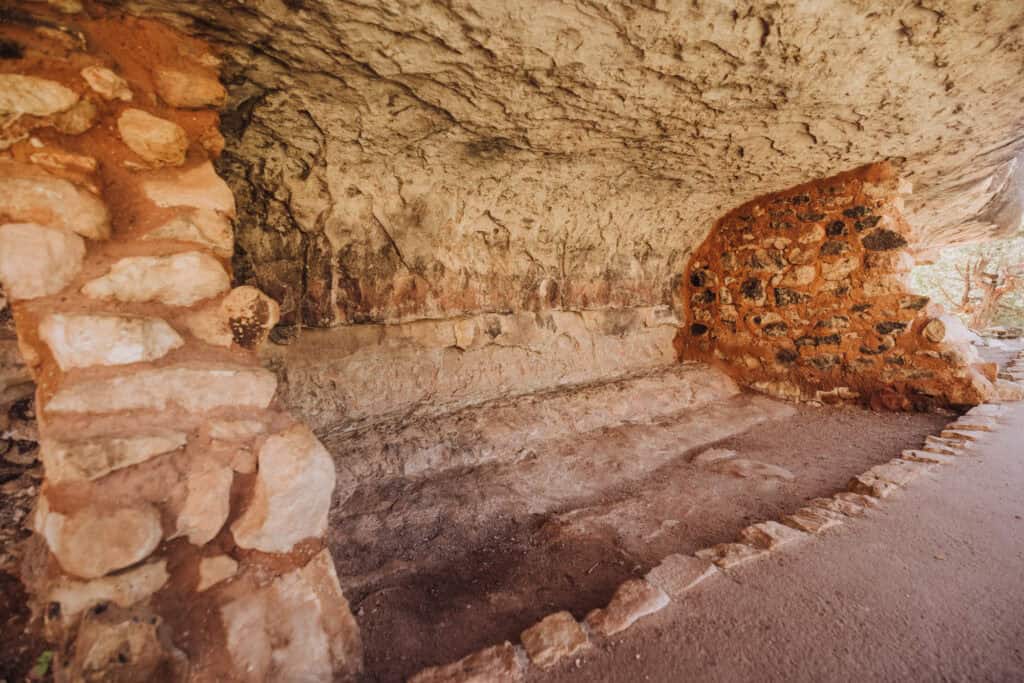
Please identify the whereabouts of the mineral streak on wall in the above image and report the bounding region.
[0,9,360,681]
[676,163,995,409]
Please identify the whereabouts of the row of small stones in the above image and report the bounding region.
[410,354,1024,683]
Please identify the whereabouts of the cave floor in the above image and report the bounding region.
[329,382,949,682]
[540,396,1024,683]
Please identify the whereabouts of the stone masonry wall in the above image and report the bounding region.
[677,163,995,409]
[0,9,360,681]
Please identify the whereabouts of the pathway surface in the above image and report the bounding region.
[542,401,1024,683]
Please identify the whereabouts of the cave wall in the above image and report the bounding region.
[104,0,1024,336]
[677,162,995,408]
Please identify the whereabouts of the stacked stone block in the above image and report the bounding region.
[677,162,995,408]
[0,11,359,681]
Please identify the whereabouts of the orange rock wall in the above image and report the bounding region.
[676,163,993,409]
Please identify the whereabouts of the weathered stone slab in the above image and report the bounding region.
[869,459,930,486]
[231,424,335,553]
[143,209,233,257]
[142,161,236,215]
[584,578,669,637]
[409,642,522,683]
[117,108,188,166]
[901,449,956,465]
[0,74,78,115]
[947,415,998,431]
[49,561,168,619]
[784,506,844,534]
[645,553,718,597]
[40,503,163,579]
[520,611,588,669]
[208,419,266,440]
[809,495,867,517]
[739,520,808,549]
[940,429,981,443]
[41,430,186,483]
[197,555,238,592]
[80,65,132,101]
[173,465,233,545]
[46,363,277,414]
[965,404,1006,418]
[153,66,227,108]
[833,491,880,509]
[994,379,1024,402]
[82,251,230,306]
[0,223,85,300]
[848,473,900,499]
[39,313,183,370]
[695,542,765,569]
[0,174,110,240]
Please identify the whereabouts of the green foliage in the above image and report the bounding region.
[910,236,1024,329]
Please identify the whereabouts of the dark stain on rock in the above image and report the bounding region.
[854,215,881,231]
[820,240,848,256]
[690,323,709,336]
[0,38,23,59]
[776,348,798,364]
[775,288,809,306]
[826,220,846,236]
[862,228,908,251]
[763,322,789,337]
[875,321,907,335]
[740,278,763,300]
[843,206,868,218]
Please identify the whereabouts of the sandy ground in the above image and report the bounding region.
[539,400,1024,683]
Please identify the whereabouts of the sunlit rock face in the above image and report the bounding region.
[108,0,1024,333]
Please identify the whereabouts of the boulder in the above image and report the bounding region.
[0,74,78,116]
[40,503,163,579]
[153,66,227,108]
[184,286,280,348]
[38,313,184,370]
[409,642,520,683]
[82,251,230,306]
[142,162,236,215]
[143,209,233,257]
[65,608,186,682]
[117,109,189,166]
[221,549,362,680]
[80,65,132,101]
[0,173,110,239]
[584,578,669,637]
[231,424,335,553]
[172,465,233,545]
[46,362,277,414]
[645,553,718,597]
[42,430,186,483]
[0,223,85,300]
[520,611,588,669]
[49,561,168,619]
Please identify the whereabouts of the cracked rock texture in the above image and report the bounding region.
[106,0,1024,331]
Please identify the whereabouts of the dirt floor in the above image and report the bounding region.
[540,398,1024,683]
[334,392,949,682]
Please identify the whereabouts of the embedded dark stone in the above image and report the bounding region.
[795,336,817,347]
[690,323,709,336]
[832,285,851,297]
[690,270,709,287]
[820,240,848,256]
[797,212,826,222]
[843,205,868,218]
[851,303,872,312]
[854,215,881,231]
[826,220,846,236]
[875,321,907,335]
[859,345,883,356]
[815,316,850,330]
[776,348,799,364]
[763,322,789,337]
[816,334,841,346]
[0,38,23,60]
[790,194,811,205]
[808,354,840,369]
[741,278,763,300]
[862,228,908,251]
[885,355,906,365]
[900,294,930,310]
[692,289,716,304]
[739,214,753,222]
[775,288,810,306]
[769,220,794,230]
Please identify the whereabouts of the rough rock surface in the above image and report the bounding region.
[520,611,588,670]
[109,0,1024,331]
[81,251,230,306]
[38,313,184,370]
[0,223,85,300]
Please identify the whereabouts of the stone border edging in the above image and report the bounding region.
[407,351,1024,682]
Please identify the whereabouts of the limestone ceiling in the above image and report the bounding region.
[104,0,1024,323]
